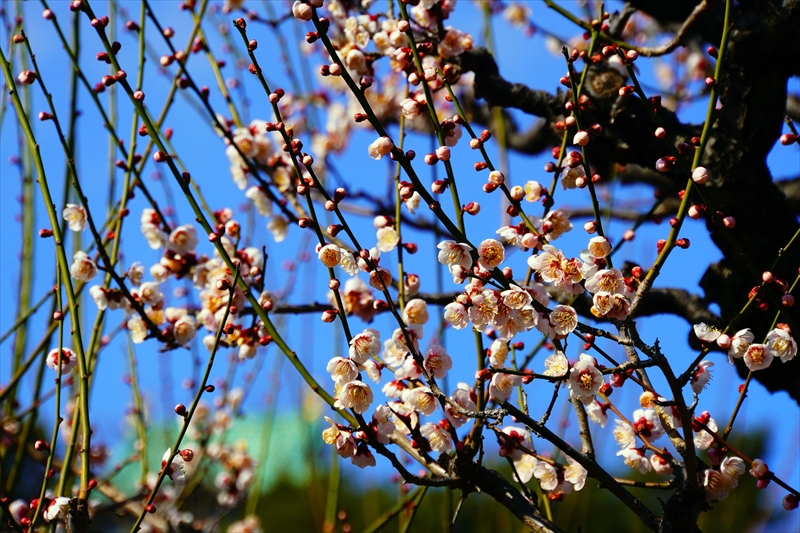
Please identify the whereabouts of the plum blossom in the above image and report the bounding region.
[43,497,71,522]
[631,409,665,441]
[533,461,559,491]
[444,383,476,428]
[477,239,505,270]
[720,456,746,489]
[168,224,198,254]
[524,180,543,202]
[613,419,637,449]
[174,315,197,346]
[420,421,453,453]
[727,328,754,364]
[351,444,376,468]
[348,328,381,364]
[542,352,568,377]
[488,339,509,368]
[693,323,721,343]
[765,328,796,362]
[704,469,730,501]
[694,416,718,450]
[588,236,611,258]
[318,244,342,268]
[245,186,273,216]
[690,360,714,394]
[70,251,97,282]
[402,387,437,416]
[743,343,773,371]
[568,354,604,404]
[424,344,452,379]
[63,204,87,231]
[443,302,469,329]
[368,136,393,160]
[162,448,188,485]
[403,299,429,325]
[617,448,651,474]
[327,357,359,384]
[376,227,400,252]
[128,316,148,344]
[488,371,522,402]
[549,305,578,337]
[501,285,532,310]
[335,380,373,414]
[46,348,77,374]
[437,240,473,269]
[322,417,357,458]
[267,215,288,242]
[564,457,587,491]
[586,400,608,427]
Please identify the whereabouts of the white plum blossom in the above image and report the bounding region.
[327,357,359,384]
[62,204,87,231]
[348,328,381,364]
[704,469,730,501]
[444,302,469,329]
[162,448,188,485]
[128,316,148,344]
[586,400,608,427]
[70,251,98,282]
[533,461,558,491]
[437,240,473,269]
[444,383,476,428]
[501,285,532,310]
[424,344,452,379]
[267,215,289,242]
[402,387,437,416]
[613,419,637,449]
[618,448,651,474]
[335,380,373,414]
[693,323,721,343]
[564,457,587,491]
[690,360,714,394]
[488,371,522,402]
[568,354,604,404]
[174,315,197,347]
[318,244,342,268]
[720,456,746,489]
[43,497,71,522]
[524,180,543,202]
[743,343,773,371]
[376,227,400,252]
[403,299,429,325]
[420,422,453,453]
[765,328,796,362]
[549,305,578,337]
[477,239,505,270]
[542,352,568,377]
[368,136,393,160]
[587,236,611,258]
[488,339,509,368]
[46,348,77,374]
[727,328,754,364]
[168,224,198,254]
[694,416,718,450]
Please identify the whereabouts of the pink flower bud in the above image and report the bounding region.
[463,202,480,215]
[782,294,795,307]
[321,309,337,323]
[722,216,736,228]
[654,127,666,138]
[716,334,731,349]
[520,233,539,249]
[622,229,635,241]
[435,146,450,161]
[397,20,410,32]
[488,170,504,186]
[782,494,798,510]
[509,186,524,201]
[584,221,597,234]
